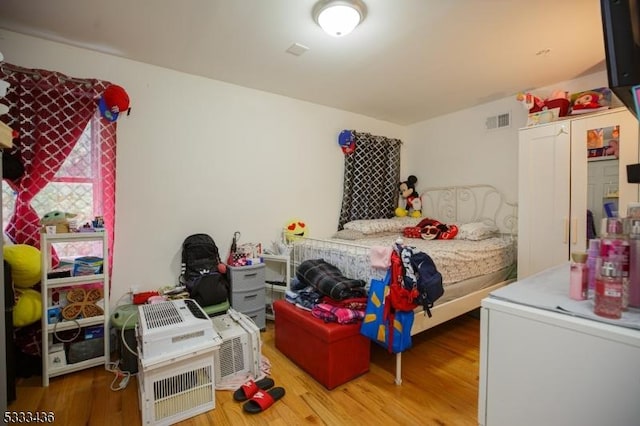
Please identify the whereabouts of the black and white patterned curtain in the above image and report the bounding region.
[337,132,402,229]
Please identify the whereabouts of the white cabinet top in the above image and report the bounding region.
[484,263,640,334]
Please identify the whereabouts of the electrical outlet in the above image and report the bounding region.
[130,285,139,295]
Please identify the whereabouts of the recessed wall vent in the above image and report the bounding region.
[485,112,511,130]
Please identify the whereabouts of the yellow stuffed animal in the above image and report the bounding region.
[13,288,42,327]
[3,244,41,288]
[4,244,43,328]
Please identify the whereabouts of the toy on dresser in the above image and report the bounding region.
[569,88,612,115]
[517,90,571,126]
[39,210,77,234]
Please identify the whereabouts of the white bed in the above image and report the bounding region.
[290,184,518,384]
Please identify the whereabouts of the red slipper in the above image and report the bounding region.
[233,377,275,402]
[243,387,285,414]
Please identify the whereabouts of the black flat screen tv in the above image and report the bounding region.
[601,0,640,118]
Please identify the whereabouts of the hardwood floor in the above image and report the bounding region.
[8,312,482,425]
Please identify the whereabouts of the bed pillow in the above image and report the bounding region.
[332,229,366,240]
[343,217,422,235]
[456,222,500,241]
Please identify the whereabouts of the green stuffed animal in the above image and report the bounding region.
[40,210,77,233]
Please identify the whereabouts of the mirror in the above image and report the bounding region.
[586,118,640,237]
[588,157,619,237]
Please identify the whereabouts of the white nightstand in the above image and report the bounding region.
[262,254,291,320]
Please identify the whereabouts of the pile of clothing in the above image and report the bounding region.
[286,259,367,325]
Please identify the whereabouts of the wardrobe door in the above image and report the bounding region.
[518,122,571,279]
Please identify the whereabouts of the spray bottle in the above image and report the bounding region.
[628,220,640,308]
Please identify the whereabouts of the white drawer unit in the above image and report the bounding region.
[227,264,265,330]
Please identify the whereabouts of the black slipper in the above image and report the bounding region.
[233,377,275,402]
[243,387,286,413]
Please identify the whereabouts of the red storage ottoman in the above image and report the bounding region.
[273,300,370,389]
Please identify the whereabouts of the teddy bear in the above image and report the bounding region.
[395,175,422,218]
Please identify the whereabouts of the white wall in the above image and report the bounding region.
[0,29,628,309]
[0,30,406,306]
[405,72,611,203]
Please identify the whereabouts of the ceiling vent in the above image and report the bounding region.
[485,112,511,131]
[286,43,309,56]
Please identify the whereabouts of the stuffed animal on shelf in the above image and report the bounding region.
[569,88,612,115]
[516,92,545,112]
[572,92,603,111]
[517,90,570,117]
[395,175,422,218]
[39,210,77,233]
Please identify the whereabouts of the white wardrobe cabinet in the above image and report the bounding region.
[518,107,639,279]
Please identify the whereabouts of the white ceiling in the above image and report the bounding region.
[0,0,607,125]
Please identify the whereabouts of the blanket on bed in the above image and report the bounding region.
[296,259,367,300]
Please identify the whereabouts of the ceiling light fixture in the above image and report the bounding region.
[313,0,367,37]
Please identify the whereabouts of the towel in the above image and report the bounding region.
[369,245,392,269]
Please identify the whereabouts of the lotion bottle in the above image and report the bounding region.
[594,261,623,319]
[586,239,600,298]
[599,218,629,310]
[628,220,640,308]
[569,252,588,300]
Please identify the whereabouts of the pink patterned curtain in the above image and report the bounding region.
[0,62,117,272]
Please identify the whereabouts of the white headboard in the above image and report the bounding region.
[418,184,518,235]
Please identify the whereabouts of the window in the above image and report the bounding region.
[3,121,102,258]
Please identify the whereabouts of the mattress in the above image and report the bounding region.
[292,234,516,287]
[436,266,512,305]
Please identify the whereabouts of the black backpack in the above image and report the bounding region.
[179,234,229,306]
[180,234,221,282]
[409,251,444,317]
[188,272,229,308]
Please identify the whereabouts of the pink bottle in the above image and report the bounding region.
[599,218,629,309]
[628,220,640,308]
[569,252,588,301]
[586,239,600,298]
[594,261,623,319]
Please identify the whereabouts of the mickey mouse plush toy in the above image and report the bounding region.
[395,175,422,218]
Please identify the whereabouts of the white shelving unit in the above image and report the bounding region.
[40,231,109,386]
[263,254,291,320]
